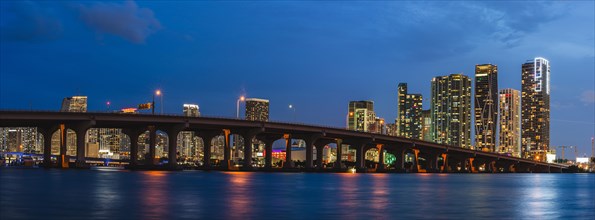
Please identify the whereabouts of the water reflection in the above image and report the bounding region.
[0,170,593,219]
[140,171,169,219]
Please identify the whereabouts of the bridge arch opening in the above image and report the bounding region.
[51,129,77,157]
[176,131,204,168]
[364,147,379,169]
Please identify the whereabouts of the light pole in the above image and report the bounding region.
[106,101,111,112]
[289,104,296,122]
[236,96,245,119]
[153,89,161,115]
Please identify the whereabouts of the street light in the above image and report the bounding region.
[106,101,111,112]
[153,89,161,115]
[289,104,296,122]
[236,96,245,119]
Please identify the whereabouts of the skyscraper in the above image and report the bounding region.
[397,83,423,139]
[183,104,200,117]
[521,57,550,161]
[421,109,432,142]
[499,88,521,157]
[60,96,87,112]
[347,101,375,132]
[245,98,269,122]
[431,74,472,148]
[474,64,498,152]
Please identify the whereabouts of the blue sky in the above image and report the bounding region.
[1,1,594,157]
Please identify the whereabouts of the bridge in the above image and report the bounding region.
[0,110,568,173]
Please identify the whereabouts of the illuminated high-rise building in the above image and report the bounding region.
[499,88,521,157]
[431,74,472,148]
[421,110,432,142]
[397,83,423,139]
[245,98,269,122]
[60,96,87,112]
[521,57,550,161]
[474,64,498,152]
[347,101,375,132]
[183,104,200,117]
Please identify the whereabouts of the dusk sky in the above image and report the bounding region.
[1,1,594,157]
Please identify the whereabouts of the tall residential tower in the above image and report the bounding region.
[245,98,270,122]
[474,64,498,152]
[521,57,550,161]
[499,88,521,157]
[347,101,375,132]
[397,83,423,139]
[431,74,472,148]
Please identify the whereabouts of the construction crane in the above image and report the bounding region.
[552,146,577,163]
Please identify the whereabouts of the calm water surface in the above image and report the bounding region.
[0,169,593,219]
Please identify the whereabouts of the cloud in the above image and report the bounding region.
[580,90,595,105]
[77,1,161,44]
[0,1,63,42]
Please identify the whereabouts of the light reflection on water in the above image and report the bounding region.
[0,169,593,219]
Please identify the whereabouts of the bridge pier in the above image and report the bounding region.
[167,129,180,170]
[440,153,449,172]
[355,145,365,170]
[304,136,320,170]
[393,148,406,172]
[75,128,86,168]
[128,132,139,168]
[335,139,343,169]
[241,134,255,170]
[222,129,231,170]
[199,131,220,170]
[283,134,293,169]
[377,144,385,172]
[40,127,54,168]
[148,126,157,166]
[59,124,68,168]
[263,137,275,170]
[411,148,420,173]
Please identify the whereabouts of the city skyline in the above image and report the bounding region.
[0,1,593,156]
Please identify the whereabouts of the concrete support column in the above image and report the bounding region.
[316,145,324,169]
[394,148,405,172]
[305,138,314,169]
[199,133,217,169]
[355,145,365,170]
[242,135,254,169]
[42,129,53,168]
[283,134,293,169]
[411,149,420,173]
[425,153,439,172]
[378,145,385,171]
[148,126,157,166]
[222,129,231,170]
[335,139,343,169]
[59,124,68,168]
[75,129,86,168]
[264,139,274,169]
[167,130,180,169]
[468,158,477,173]
[129,133,139,168]
[440,153,449,173]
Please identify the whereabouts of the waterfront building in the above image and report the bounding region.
[60,96,87,112]
[245,98,269,122]
[347,100,375,132]
[421,110,432,142]
[521,57,550,161]
[431,74,472,149]
[397,83,423,139]
[183,104,200,117]
[499,89,521,157]
[474,64,498,152]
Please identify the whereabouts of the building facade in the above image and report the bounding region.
[421,109,432,142]
[347,101,375,132]
[431,74,472,149]
[499,88,521,157]
[183,104,200,117]
[60,96,87,112]
[521,57,550,161]
[245,98,270,122]
[397,83,423,139]
[474,64,498,152]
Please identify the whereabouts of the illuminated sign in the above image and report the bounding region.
[533,57,550,94]
[138,103,152,110]
[120,108,138,113]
